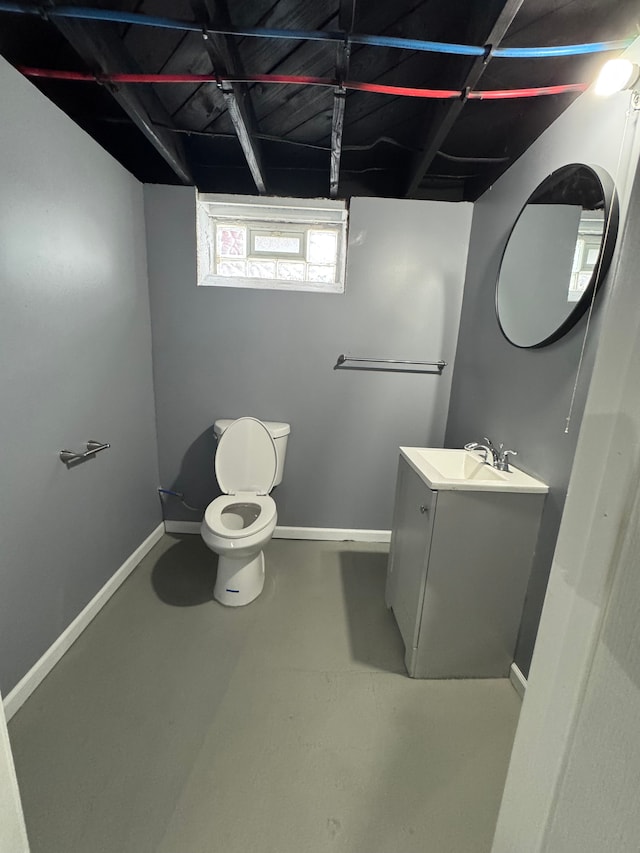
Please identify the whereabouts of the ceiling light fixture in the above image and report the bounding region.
[594,59,640,96]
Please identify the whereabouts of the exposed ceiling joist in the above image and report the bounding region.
[330,90,346,198]
[329,0,355,198]
[48,2,193,185]
[403,0,525,198]
[192,0,267,194]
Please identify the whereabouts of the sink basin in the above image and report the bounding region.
[400,447,548,493]
[413,448,506,481]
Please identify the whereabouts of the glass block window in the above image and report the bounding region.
[196,193,348,293]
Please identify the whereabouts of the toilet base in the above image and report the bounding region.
[213,550,265,606]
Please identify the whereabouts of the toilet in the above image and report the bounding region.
[201,417,290,606]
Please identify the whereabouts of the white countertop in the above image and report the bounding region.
[400,447,549,494]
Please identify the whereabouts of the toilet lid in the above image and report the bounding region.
[215,417,277,496]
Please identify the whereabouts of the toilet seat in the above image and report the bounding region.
[204,493,276,539]
[204,418,278,541]
[215,417,277,496]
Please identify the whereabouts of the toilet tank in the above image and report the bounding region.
[214,419,290,487]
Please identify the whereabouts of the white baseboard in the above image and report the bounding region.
[509,662,527,700]
[165,520,390,543]
[3,522,165,722]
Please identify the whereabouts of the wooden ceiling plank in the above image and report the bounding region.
[254,1,462,145]
[207,31,337,134]
[121,0,185,74]
[245,0,427,130]
[236,0,337,75]
[463,91,581,199]
[174,3,336,134]
[191,0,266,193]
[404,0,525,197]
[254,3,436,130]
[209,1,454,141]
[275,48,445,148]
[154,32,228,127]
[49,7,193,185]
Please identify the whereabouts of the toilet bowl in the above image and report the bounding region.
[200,417,289,606]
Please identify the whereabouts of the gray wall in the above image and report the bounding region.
[446,87,640,677]
[531,156,640,853]
[144,188,472,530]
[492,73,640,849]
[0,57,161,694]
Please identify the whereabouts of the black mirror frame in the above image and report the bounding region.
[495,163,619,349]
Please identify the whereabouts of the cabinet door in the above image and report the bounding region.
[387,460,436,652]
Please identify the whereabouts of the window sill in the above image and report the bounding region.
[197,275,344,294]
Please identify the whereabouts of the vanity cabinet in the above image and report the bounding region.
[385,453,546,678]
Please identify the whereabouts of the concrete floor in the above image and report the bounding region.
[9,535,521,853]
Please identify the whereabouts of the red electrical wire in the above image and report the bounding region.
[243,73,336,87]
[469,83,587,99]
[19,68,96,81]
[347,81,460,98]
[242,75,462,98]
[17,66,587,100]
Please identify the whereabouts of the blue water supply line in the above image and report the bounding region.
[158,488,203,513]
[0,2,633,59]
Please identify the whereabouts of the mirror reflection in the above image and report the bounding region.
[496,164,618,348]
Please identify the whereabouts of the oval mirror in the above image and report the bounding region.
[496,163,618,348]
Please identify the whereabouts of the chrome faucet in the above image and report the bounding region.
[483,437,518,472]
[463,441,493,464]
[465,438,518,472]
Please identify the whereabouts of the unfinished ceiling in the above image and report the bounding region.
[1,0,638,201]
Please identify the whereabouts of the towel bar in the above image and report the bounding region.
[334,354,446,374]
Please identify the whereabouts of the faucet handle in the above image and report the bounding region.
[500,450,518,472]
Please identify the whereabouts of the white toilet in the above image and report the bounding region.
[200,417,290,606]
